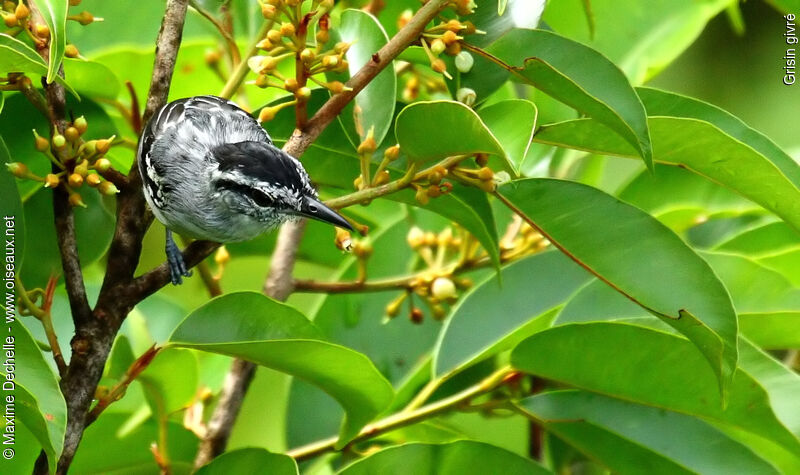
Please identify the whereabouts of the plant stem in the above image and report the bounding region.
[219,20,274,99]
[85,345,161,425]
[287,366,515,462]
[189,0,241,66]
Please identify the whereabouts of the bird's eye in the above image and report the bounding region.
[248,189,275,207]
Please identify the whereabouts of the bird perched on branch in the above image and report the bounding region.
[138,95,352,285]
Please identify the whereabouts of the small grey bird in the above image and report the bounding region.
[138,95,352,285]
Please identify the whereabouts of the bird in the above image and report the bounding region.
[137,95,352,285]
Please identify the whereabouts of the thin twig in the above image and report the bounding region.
[219,20,274,99]
[189,0,241,66]
[85,345,161,425]
[287,366,515,462]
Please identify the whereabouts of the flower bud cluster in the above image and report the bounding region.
[251,1,353,122]
[6,117,121,208]
[384,226,473,324]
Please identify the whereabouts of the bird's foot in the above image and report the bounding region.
[166,230,192,285]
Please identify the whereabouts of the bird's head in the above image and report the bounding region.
[209,141,352,231]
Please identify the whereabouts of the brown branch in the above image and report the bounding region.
[192,0,451,467]
[50,1,192,474]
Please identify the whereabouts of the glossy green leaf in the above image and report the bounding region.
[36,0,69,83]
[543,0,733,83]
[714,221,800,257]
[62,58,121,100]
[535,89,800,234]
[394,101,505,167]
[434,252,591,378]
[558,251,800,340]
[196,448,298,475]
[70,413,198,474]
[337,441,551,474]
[487,29,653,169]
[329,9,395,146]
[740,338,800,439]
[0,33,77,97]
[498,178,738,391]
[477,99,537,173]
[518,390,778,475]
[0,321,67,472]
[168,292,394,445]
[740,313,800,349]
[0,137,24,263]
[638,87,800,184]
[138,348,198,417]
[511,322,800,456]
[619,164,754,218]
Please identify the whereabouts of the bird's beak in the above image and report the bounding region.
[300,196,353,230]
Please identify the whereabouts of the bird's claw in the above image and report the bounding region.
[166,230,192,285]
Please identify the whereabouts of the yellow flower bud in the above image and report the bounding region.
[93,158,111,172]
[258,106,277,122]
[68,173,84,188]
[5,162,28,178]
[431,277,457,301]
[98,181,119,195]
[65,126,80,142]
[85,173,101,187]
[65,44,79,58]
[52,135,66,149]
[74,116,88,134]
[44,174,60,188]
[69,192,87,208]
[280,22,295,37]
[14,2,28,20]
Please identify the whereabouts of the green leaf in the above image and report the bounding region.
[196,448,298,475]
[487,29,653,169]
[328,9,396,146]
[0,321,67,472]
[740,313,800,349]
[71,413,198,474]
[36,0,69,83]
[535,89,800,234]
[739,338,800,439]
[543,0,733,83]
[0,137,24,264]
[434,251,591,378]
[336,441,551,474]
[477,99,537,174]
[394,100,505,167]
[518,390,778,475]
[510,322,800,456]
[167,292,394,445]
[498,178,738,392]
[0,33,77,97]
[138,348,198,417]
[714,221,800,257]
[62,58,121,100]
